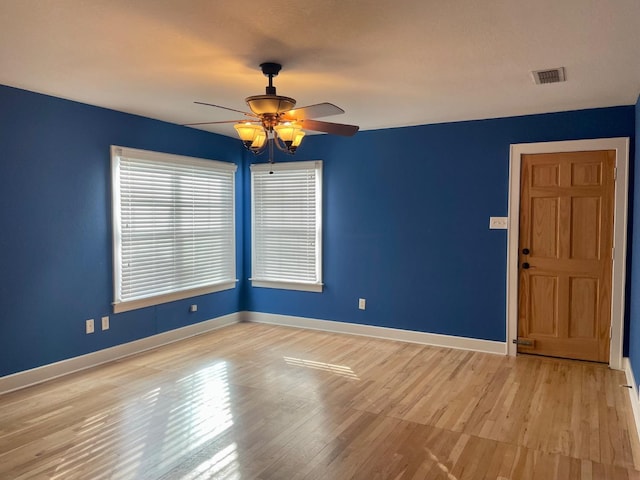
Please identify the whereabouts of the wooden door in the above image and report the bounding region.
[517,150,615,362]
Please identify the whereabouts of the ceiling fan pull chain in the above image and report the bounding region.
[268,137,275,173]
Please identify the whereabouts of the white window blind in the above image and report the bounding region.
[250,160,323,292]
[111,146,237,313]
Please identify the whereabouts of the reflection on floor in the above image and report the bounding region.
[1,322,639,479]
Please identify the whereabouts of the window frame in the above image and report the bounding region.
[250,160,323,292]
[111,146,237,313]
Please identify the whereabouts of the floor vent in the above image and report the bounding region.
[531,67,566,84]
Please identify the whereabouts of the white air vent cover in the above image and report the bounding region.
[531,67,566,84]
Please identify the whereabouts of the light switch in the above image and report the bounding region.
[489,217,508,230]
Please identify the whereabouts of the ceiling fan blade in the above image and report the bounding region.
[281,103,345,121]
[194,101,256,118]
[300,119,359,137]
[183,119,247,126]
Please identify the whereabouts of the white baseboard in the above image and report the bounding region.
[0,311,507,395]
[623,357,640,440]
[0,313,241,395]
[243,311,507,355]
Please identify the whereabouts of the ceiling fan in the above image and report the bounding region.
[184,62,359,159]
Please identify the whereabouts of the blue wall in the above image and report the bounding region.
[628,95,640,378]
[0,85,243,377]
[244,107,635,342]
[0,82,636,378]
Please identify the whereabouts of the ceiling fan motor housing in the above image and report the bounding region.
[245,94,296,116]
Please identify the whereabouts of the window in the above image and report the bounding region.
[250,160,323,292]
[111,146,237,313]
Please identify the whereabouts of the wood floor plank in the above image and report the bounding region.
[1,323,639,479]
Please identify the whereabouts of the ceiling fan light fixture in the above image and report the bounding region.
[292,131,305,148]
[273,122,305,154]
[189,63,358,163]
[234,122,262,146]
[251,130,267,150]
[274,122,303,145]
[246,95,296,115]
[288,130,305,154]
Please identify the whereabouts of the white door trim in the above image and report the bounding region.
[507,138,630,369]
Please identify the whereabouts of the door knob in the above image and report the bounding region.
[522,262,530,269]
[522,248,530,255]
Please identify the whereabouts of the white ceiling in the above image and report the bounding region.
[1,0,639,138]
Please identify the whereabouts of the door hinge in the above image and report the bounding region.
[612,246,615,260]
[614,167,617,180]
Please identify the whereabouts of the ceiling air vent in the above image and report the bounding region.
[531,67,566,85]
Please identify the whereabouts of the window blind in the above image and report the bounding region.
[250,161,322,292]
[112,146,237,312]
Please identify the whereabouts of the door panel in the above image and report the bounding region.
[568,277,598,338]
[570,197,600,259]
[531,197,559,258]
[531,163,560,187]
[518,150,614,362]
[571,162,602,186]
[528,275,558,335]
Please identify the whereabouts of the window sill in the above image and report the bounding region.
[251,279,323,293]
[113,280,237,313]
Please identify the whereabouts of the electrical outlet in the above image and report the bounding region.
[190,304,198,313]
[101,316,109,331]
[86,319,95,334]
[358,298,366,310]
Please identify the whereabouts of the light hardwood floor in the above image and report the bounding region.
[1,322,639,479]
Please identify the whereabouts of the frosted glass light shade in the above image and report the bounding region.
[246,95,296,115]
[274,122,303,144]
[234,123,262,143]
[292,131,305,147]
[251,130,267,149]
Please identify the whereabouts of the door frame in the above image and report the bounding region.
[506,138,630,368]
